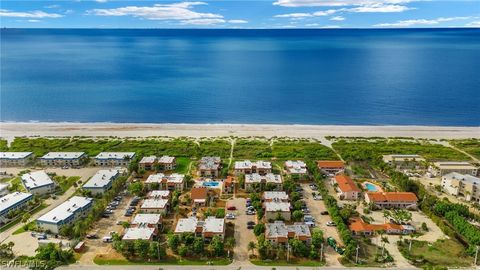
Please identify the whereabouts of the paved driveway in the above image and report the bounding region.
[228,197,256,266]
[301,183,342,266]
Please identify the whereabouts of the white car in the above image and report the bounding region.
[225,213,236,220]
[102,236,113,243]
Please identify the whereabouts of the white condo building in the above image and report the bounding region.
[95,152,136,167]
[0,152,34,167]
[82,169,120,195]
[36,196,93,233]
[21,171,56,195]
[40,152,87,167]
[442,172,480,202]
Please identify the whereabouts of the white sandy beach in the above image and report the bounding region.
[0,122,478,140]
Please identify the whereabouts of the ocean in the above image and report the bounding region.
[1,28,479,126]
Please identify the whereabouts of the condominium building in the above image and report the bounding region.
[441,172,480,202]
[138,156,156,171]
[122,227,157,241]
[40,152,87,167]
[234,160,272,175]
[94,152,136,167]
[244,173,283,191]
[36,196,93,233]
[174,217,225,240]
[0,192,33,223]
[157,156,176,171]
[21,171,56,196]
[264,201,291,221]
[317,160,345,175]
[365,192,418,209]
[265,221,311,244]
[131,213,162,229]
[284,160,307,175]
[263,191,289,202]
[140,198,169,214]
[191,187,208,207]
[0,152,34,167]
[147,190,171,199]
[145,173,185,191]
[332,174,360,201]
[382,154,425,170]
[82,169,120,195]
[349,218,416,236]
[429,161,478,177]
[138,156,176,171]
[198,157,222,178]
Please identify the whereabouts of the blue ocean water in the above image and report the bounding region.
[1,28,479,126]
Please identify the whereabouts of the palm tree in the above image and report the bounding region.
[381,236,389,256]
[224,237,235,258]
[408,234,418,253]
[248,241,256,257]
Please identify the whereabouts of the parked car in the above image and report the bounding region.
[247,224,254,229]
[313,195,323,200]
[305,221,316,227]
[86,233,98,239]
[246,210,256,215]
[226,213,235,220]
[309,184,318,190]
[102,236,113,243]
[227,206,237,211]
[326,221,336,227]
[320,211,329,215]
[304,215,316,222]
[37,233,47,240]
[247,221,255,226]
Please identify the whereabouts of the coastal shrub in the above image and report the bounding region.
[271,139,338,160]
[233,139,272,159]
[450,139,480,160]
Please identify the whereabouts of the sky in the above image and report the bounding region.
[0,0,479,28]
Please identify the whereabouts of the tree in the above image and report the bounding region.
[253,224,265,236]
[292,210,304,221]
[0,242,14,259]
[311,228,324,249]
[128,182,144,197]
[21,213,31,223]
[178,245,189,257]
[134,239,149,259]
[381,236,389,256]
[247,241,256,257]
[224,237,235,257]
[193,237,204,254]
[209,236,224,257]
[289,239,309,258]
[167,234,180,253]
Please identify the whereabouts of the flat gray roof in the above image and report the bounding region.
[0,152,33,159]
[83,169,119,189]
[21,171,54,190]
[95,152,136,160]
[0,192,33,215]
[41,152,85,160]
[37,196,92,224]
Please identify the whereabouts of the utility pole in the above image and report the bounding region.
[287,242,290,262]
[320,243,324,262]
[355,244,360,264]
[475,246,479,265]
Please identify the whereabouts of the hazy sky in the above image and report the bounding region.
[1,0,479,28]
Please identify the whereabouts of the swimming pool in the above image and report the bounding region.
[365,183,378,192]
[203,182,219,187]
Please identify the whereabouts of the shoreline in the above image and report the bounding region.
[1,122,479,140]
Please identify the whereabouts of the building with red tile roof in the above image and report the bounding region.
[317,160,345,175]
[365,192,418,209]
[333,174,360,200]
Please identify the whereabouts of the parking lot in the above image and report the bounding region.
[79,192,132,264]
[301,182,343,266]
[228,197,256,265]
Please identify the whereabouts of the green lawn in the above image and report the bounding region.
[175,157,192,174]
[450,139,480,160]
[197,139,231,158]
[397,239,472,268]
[333,139,470,162]
[54,176,81,195]
[9,177,26,192]
[233,139,272,159]
[250,259,325,267]
[93,256,231,266]
[272,139,338,160]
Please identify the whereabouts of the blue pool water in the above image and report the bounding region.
[203,182,219,187]
[365,183,379,192]
[1,28,479,125]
